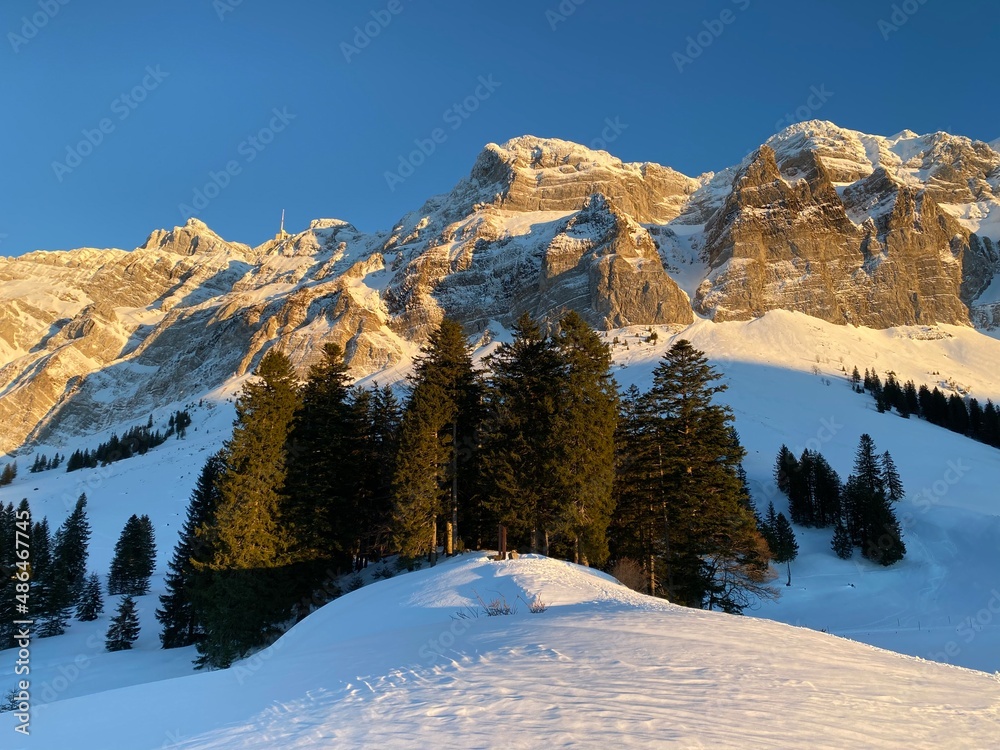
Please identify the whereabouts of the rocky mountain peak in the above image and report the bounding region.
[139,218,251,259]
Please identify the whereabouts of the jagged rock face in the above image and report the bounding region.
[693,122,1000,326]
[470,137,702,224]
[1,125,999,453]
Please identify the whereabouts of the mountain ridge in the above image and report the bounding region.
[2,120,1000,453]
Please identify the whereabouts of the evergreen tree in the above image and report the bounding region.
[773,445,797,496]
[350,384,402,561]
[643,340,774,610]
[108,514,156,596]
[968,398,984,441]
[105,595,140,651]
[0,462,15,486]
[811,452,842,527]
[50,494,91,606]
[284,342,356,571]
[882,451,904,503]
[848,434,906,566]
[761,501,779,552]
[195,349,303,669]
[831,518,853,559]
[0,503,17,644]
[550,311,618,566]
[28,516,52,622]
[391,319,481,560]
[157,453,222,649]
[947,394,970,435]
[983,400,1000,447]
[850,366,861,391]
[770,513,799,586]
[480,314,566,555]
[76,573,104,621]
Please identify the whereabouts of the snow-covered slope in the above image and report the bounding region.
[7,553,999,749]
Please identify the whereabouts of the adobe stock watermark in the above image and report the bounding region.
[7,0,72,54]
[178,107,296,219]
[673,0,751,73]
[546,0,587,31]
[907,458,971,514]
[51,65,170,183]
[341,0,407,63]
[384,75,501,192]
[878,0,930,41]
[213,0,244,21]
[589,117,628,152]
[773,85,834,132]
[927,588,1000,665]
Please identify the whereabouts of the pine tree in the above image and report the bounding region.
[108,515,156,596]
[762,501,779,552]
[947,394,970,435]
[550,311,618,566]
[831,518,853,559]
[76,573,104,621]
[644,340,774,611]
[195,350,303,668]
[771,513,799,586]
[609,385,662,596]
[105,595,141,651]
[157,453,222,649]
[773,445,797,496]
[848,434,905,566]
[391,319,481,560]
[811,452,842,527]
[350,384,401,561]
[882,451,904,503]
[0,503,17,644]
[47,494,91,613]
[480,314,566,555]
[284,342,356,571]
[0,462,15,486]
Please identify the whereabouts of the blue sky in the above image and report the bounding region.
[1,0,998,256]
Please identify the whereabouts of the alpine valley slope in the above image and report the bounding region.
[2,311,1000,746]
[6,554,1000,750]
[2,120,1000,455]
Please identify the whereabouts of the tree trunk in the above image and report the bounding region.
[429,518,438,565]
[573,535,580,565]
[786,561,791,587]
[445,520,454,557]
[543,530,549,557]
[649,553,656,596]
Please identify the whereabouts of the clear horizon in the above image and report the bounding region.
[2,0,998,256]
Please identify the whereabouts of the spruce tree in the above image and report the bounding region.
[771,513,799,586]
[350,384,401,561]
[831,518,853,559]
[195,350,303,669]
[550,311,618,566]
[284,342,356,571]
[480,313,566,555]
[108,514,156,596]
[609,385,662,595]
[76,573,104,621]
[43,493,91,632]
[157,453,222,649]
[391,319,481,560]
[774,445,797,496]
[105,595,141,651]
[644,340,774,610]
[849,434,906,566]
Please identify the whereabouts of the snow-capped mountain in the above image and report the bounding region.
[2,121,1000,454]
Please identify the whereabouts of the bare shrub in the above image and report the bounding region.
[611,558,648,594]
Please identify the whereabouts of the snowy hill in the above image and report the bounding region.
[6,553,999,749]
